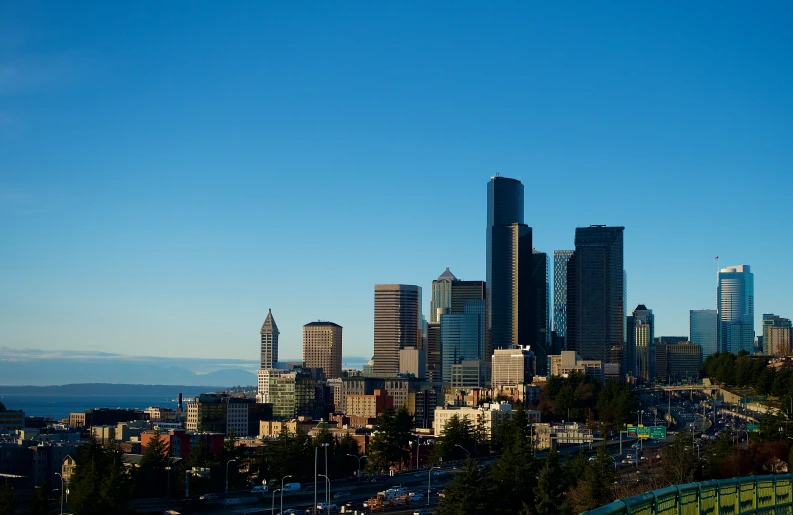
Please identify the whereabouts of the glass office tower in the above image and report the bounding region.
[717,265,754,354]
[486,175,533,354]
[553,250,574,352]
[690,309,718,361]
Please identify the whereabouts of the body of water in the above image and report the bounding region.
[0,393,204,420]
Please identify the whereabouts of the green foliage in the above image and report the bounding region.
[540,373,638,430]
[28,485,50,515]
[565,446,616,513]
[701,352,771,390]
[0,484,15,515]
[69,437,133,515]
[136,429,171,497]
[488,415,538,515]
[535,448,568,515]
[435,458,489,515]
[431,415,477,463]
[367,406,414,471]
[659,432,702,485]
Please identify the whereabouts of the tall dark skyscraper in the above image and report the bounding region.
[373,284,422,375]
[486,175,533,354]
[531,249,550,375]
[566,226,626,375]
[553,250,574,352]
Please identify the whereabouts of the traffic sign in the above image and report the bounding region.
[747,424,760,432]
[627,425,666,439]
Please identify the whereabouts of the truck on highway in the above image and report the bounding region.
[282,483,302,492]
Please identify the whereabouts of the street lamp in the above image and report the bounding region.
[270,488,281,515]
[319,474,331,515]
[165,465,171,498]
[55,472,64,515]
[280,475,293,515]
[346,454,367,482]
[454,444,471,459]
[321,443,330,508]
[225,459,237,494]
[428,466,441,506]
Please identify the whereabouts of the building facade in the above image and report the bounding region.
[440,300,485,382]
[566,226,625,377]
[531,250,551,374]
[627,304,654,382]
[763,314,792,356]
[260,309,279,370]
[717,265,754,354]
[430,268,457,323]
[185,394,253,436]
[426,323,441,382]
[665,342,702,382]
[553,250,574,353]
[450,360,491,388]
[434,403,540,439]
[690,309,718,361]
[486,175,534,353]
[491,347,535,388]
[549,351,603,381]
[303,321,343,379]
[373,284,422,376]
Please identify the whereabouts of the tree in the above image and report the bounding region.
[435,458,489,515]
[566,447,616,513]
[535,448,567,515]
[430,415,477,463]
[368,407,414,471]
[488,414,538,515]
[138,429,171,497]
[28,485,50,515]
[69,437,133,515]
[0,484,16,515]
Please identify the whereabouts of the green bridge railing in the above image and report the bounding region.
[582,475,793,515]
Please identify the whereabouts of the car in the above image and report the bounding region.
[432,470,447,476]
[316,503,337,510]
[345,501,364,509]
[199,493,218,501]
[437,490,445,497]
[410,493,425,501]
[333,491,350,500]
[625,454,634,460]
[588,456,596,461]
[414,472,425,477]
[414,510,433,515]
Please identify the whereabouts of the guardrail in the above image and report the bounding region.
[581,475,793,515]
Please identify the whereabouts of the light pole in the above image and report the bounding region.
[225,459,237,494]
[454,444,471,459]
[322,442,330,507]
[280,475,292,515]
[428,466,441,506]
[55,472,64,515]
[346,454,367,481]
[271,488,281,515]
[319,474,331,515]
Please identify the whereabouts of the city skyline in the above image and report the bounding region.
[2,3,792,360]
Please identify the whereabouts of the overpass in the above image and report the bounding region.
[581,475,793,515]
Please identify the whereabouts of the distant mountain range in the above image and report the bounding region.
[0,347,369,387]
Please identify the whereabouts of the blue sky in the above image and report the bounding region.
[1,2,792,361]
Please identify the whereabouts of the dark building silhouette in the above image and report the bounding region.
[486,175,534,355]
[566,226,626,376]
[531,250,550,375]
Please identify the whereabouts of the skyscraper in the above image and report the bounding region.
[717,265,754,354]
[260,309,279,369]
[302,321,343,379]
[441,300,485,382]
[566,226,626,374]
[486,175,533,353]
[430,268,457,323]
[553,250,574,352]
[762,314,792,356]
[627,304,654,382]
[373,284,422,375]
[690,309,718,361]
[531,250,550,375]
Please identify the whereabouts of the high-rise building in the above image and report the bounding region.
[441,299,486,382]
[553,250,574,353]
[566,226,626,375]
[763,314,792,356]
[666,342,702,383]
[302,321,343,379]
[426,323,441,382]
[717,265,755,354]
[627,304,654,382]
[486,175,534,353]
[373,284,422,376]
[431,268,457,323]
[690,309,718,361]
[491,347,536,387]
[532,250,550,375]
[260,309,279,370]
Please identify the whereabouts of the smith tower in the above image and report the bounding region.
[260,309,279,369]
[486,175,533,354]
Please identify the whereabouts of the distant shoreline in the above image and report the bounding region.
[0,383,251,395]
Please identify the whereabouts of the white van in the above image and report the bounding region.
[282,483,302,492]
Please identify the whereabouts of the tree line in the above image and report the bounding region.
[538,373,639,430]
[701,352,793,400]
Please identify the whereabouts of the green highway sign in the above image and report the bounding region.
[747,424,760,432]
[627,425,667,439]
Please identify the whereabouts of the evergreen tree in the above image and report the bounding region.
[488,416,538,515]
[68,437,132,515]
[435,458,489,515]
[368,406,414,471]
[430,415,477,463]
[0,484,16,515]
[535,448,567,515]
[138,429,171,497]
[28,485,50,515]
